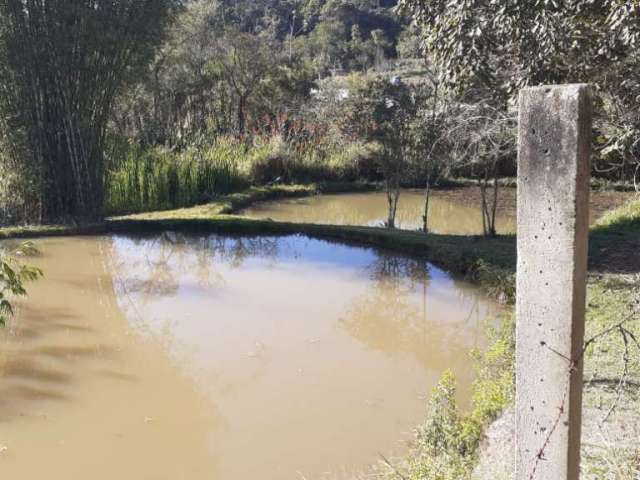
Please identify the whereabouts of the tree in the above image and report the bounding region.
[443,101,517,237]
[370,29,390,69]
[0,0,178,222]
[216,30,284,136]
[404,68,448,233]
[338,75,421,228]
[397,0,640,93]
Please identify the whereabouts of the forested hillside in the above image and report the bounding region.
[0,0,638,226]
[112,0,405,147]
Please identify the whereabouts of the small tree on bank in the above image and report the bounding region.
[444,102,517,237]
[0,1,178,223]
[405,68,448,234]
[337,76,421,229]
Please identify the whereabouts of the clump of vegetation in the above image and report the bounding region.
[104,134,381,216]
[244,136,380,185]
[105,137,247,215]
[469,260,516,304]
[0,242,43,326]
[0,0,178,222]
[384,314,515,480]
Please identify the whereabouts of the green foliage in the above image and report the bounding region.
[105,134,381,215]
[399,0,640,184]
[467,314,516,436]
[0,242,43,327]
[242,135,378,184]
[0,0,178,222]
[470,259,516,304]
[397,0,640,92]
[403,314,515,480]
[112,0,404,150]
[409,370,474,479]
[105,138,247,215]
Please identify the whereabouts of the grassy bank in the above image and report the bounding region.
[113,181,378,220]
[104,136,381,216]
[2,182,516,302]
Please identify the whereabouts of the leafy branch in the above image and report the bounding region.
[0,241,43,326]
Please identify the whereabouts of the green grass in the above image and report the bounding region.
[592,197,640,231]
[113,184,320,219]
[103,135,381,217]
[105,138,248,215]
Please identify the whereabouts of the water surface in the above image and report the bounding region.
[240,188,634,234]
[240,190,517,234]
[0,234,500,479]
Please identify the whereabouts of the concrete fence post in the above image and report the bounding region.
[516,84,592,480]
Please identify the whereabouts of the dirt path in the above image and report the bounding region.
[432,186,634,225]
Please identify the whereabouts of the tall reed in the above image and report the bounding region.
[104,134,379,216]
[105,138,247,215]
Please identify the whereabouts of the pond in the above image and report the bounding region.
[239,188,633,235]
[0,234,501,479]
[240,190,517,234]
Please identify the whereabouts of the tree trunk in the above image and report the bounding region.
[237,95,246,136]
[422,172,432,233]
[480,172,489,237]
[490,168,499,237]
[386,178,400,229]
[479,165,498,238]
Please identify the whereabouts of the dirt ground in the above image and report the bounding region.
[473,373,640,480]
[432,186,634,225]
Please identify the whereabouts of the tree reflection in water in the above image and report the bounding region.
[108,233,499,391]
[340,252,495,373]
[109,232,281,302]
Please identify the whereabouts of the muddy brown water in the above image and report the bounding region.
[240,188,633,234]
[0,234,501,479]
[241,190,516,234]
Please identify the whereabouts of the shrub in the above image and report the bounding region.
[105,137,247,215]
[398,314,515,480]
[243,136,294,184]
